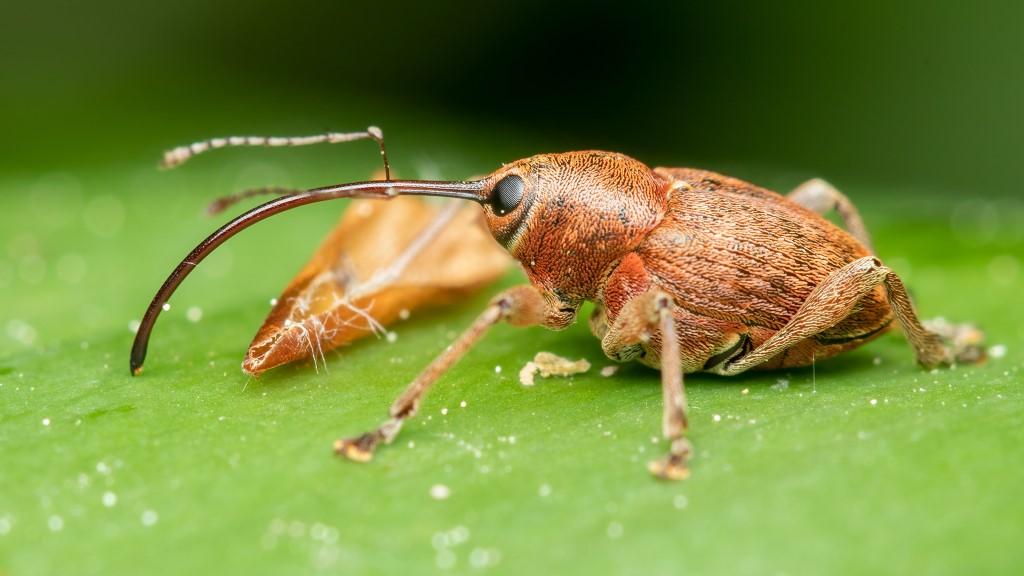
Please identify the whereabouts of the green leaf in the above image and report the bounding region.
[2,154,1022,576]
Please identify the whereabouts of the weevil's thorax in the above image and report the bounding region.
[480,151,668,302]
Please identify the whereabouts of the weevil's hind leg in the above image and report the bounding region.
[788,178,875,253]
[335,285,548,463]
[720,256,960,375]
[601,291,692,480]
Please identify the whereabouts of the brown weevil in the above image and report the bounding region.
[131,128,985,480]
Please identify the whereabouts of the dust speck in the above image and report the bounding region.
[538,484,552,498]
[141,510,158,526]
[606,521,624,539]
[102,491,117,507]
[430,484,451,500]
[519,352,590,385]
[186,306,203,322]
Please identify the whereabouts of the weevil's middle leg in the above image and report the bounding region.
[601,290,692,480]
[334,285,547,462]
[788,178,875,253]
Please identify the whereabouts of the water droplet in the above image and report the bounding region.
[429,484,451,500]
[141,510,158,526]
[48,515,64,532]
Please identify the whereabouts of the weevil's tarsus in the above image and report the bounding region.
[921,317,987,364]
[160,127,393,180]
[788,178,875,254]
[335,285,547,462]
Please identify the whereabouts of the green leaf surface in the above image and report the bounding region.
[2,154,1022,576]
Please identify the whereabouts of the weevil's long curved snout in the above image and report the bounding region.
[129,179,489,376]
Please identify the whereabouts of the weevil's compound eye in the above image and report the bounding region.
[491,174,524,216]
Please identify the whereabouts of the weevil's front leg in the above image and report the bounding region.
[721,256,954,375]
[788,178,874,253]
[335,285,548,462]
[601,291,692,480]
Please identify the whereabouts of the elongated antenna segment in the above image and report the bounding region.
[129,178,488,376]
[160,126,392,180]
[205,187,301,216]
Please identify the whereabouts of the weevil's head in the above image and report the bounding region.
[475,151,668,301]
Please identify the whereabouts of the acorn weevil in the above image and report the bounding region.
[131,128,984,480]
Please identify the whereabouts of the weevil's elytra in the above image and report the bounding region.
[131,128,985,481]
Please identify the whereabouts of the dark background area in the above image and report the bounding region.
[1,0,1021,196]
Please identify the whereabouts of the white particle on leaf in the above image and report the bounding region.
[429,484,451,500]
[102,491,117,507]
[162,303,171,312]
[386,331,397,343]
[712,414,722,423]
[141,510,158,526]
[186,306,203,322]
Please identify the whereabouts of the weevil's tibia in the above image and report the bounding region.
[605,291,692,480]
[160,126,391,180]
[334,285,547,462]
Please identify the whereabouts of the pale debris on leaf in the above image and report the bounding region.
[519,352,591,386]
[243,196,510,376]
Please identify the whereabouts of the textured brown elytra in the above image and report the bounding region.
[131,129,984,481]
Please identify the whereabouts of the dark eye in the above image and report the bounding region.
[491,174,524,216]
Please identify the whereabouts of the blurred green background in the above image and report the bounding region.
[2,1,1023,575]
